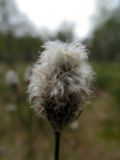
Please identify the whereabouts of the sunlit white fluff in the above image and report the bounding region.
[28,41,94,130]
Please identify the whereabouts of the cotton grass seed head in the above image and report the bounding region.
[28,41,95,131]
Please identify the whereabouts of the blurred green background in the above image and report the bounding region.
[0,0,120,160]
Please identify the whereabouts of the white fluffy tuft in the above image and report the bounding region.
[28,41,94,116]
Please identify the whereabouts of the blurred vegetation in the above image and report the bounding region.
[0,63,120,160]
[86,0,120,62]
[0,0,120,160]
[0,0,120,63]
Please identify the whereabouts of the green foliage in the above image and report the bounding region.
[112,87,120,106]
[87,3,120,62]
[100,119,120,141]
[0,33,43,63]
[93,63,120,106]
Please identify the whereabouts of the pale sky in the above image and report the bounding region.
[16,0,96,38]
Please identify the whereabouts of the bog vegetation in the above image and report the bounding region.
[0,0,120,160]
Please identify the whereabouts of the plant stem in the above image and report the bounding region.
[54,130,61,160]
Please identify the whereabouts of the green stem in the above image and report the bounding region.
[54,131,61,160]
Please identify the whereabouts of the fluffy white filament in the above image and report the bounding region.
[28,41,94,117]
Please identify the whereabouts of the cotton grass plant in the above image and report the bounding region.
[28,41,95,160]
